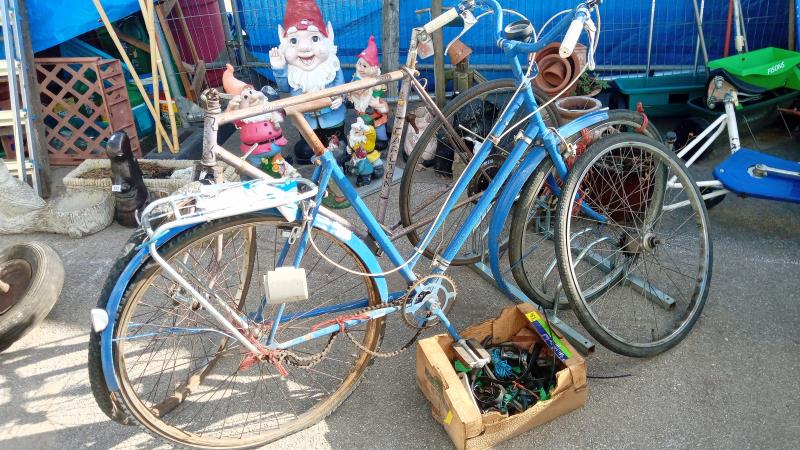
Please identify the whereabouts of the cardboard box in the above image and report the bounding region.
[416,304,588,450]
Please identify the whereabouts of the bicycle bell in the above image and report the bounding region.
[504,19,534,42]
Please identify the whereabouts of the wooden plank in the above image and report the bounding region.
[431,0,446,108]
[156,3,196,101]
[175,2,201,63]
[191,60,207,95]
[161,0,179,14]
[381,0,400,97]
[0,109,26,127]
[113,26,151,54]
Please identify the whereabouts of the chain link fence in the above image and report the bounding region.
[158,0,789,89]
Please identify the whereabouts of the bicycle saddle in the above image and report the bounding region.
[708,68,768,96]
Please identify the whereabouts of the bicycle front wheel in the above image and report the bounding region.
[555,133,712,357]
[508,109,663,308]
[111,214,383,448]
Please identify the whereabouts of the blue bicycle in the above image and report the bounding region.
[87,1,711,447]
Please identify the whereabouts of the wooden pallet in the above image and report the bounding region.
[33,57,141,165]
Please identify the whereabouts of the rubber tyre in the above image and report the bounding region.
[88,229,147,425]
[0,242,64,352]
[400,78,559,266]
[110,214,384,449]
[554,133,712,357]
[508,109,663,308]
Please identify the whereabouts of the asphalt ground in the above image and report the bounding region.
[0,121,798,449]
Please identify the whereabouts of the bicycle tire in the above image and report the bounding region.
[88,230,147,426]
[555,132,712,357]
[0,242,64,352]
[109,214,384,448]
[508,109,663,308]
[399,78,559,266]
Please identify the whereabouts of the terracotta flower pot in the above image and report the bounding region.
[554,95,602,122]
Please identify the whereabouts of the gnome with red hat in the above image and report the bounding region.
[350,35,390,150]
[222,64,289,179]
[269,0,346,166]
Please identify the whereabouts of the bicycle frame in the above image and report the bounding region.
[664,99,739,211]
[97,0,614,389]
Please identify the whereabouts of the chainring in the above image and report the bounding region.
[401,274,458,329]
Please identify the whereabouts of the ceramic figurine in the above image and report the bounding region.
[269,0,346,165]
[350,35,390,150]
[347,117,383,187]
[222,64,288,179]
[106,131,149,227]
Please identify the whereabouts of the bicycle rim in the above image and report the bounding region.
[556,133,712,357]
[509,110,663,308]
[113,214,383,448]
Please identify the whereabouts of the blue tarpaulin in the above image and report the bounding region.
[22,0,790,73]
[236,0,789,80]
[28,0,140,52]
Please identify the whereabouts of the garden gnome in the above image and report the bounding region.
[269,0,346,166]
[347,117,383,187]
[350,35,390,150]
[223,64,288,179]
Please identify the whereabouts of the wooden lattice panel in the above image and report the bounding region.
[35,57,141,165]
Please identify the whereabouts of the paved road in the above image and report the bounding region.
[0,128,798,449]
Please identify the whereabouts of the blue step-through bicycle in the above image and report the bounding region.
[87,1,712,447]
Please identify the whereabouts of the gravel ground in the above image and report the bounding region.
[0,122,798,450]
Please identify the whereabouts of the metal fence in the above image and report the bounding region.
[158,0,789,91]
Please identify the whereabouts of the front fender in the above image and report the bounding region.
[488,148,547,298]
[486,108,612,298]
[100,210,387,392]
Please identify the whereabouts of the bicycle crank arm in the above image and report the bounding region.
[273,304,401,350]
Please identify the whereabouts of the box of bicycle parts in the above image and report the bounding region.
[415,304,587,450]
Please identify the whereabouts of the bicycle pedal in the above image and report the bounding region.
[453,338,490,369]
[263,267,308,304]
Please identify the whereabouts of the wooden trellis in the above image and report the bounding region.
[34,57,140,165]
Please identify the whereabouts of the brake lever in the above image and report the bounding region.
[584,17,597,70]
[444,9,479,56]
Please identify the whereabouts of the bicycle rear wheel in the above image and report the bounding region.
[554,133,712,357]
[400,78,559,265]
[508,109,663,308]
[111,214,383,448]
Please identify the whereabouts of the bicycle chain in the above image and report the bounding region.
[344,298,425,358]
[281,293,427,365]
[280,332,340,368]
[278,274,462,365]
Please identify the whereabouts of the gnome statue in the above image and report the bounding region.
[222,64,289,179]
[350,35,390,150]
[347,116,383,187]
[269,0,346,166]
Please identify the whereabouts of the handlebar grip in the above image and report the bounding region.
[559,14,587,58]
[423,7,460,34]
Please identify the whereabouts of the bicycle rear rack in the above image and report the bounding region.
[139,177,318,241]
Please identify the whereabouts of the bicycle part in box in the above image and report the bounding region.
[453,338,491,369]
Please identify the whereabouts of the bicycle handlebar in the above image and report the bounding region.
[481,0,593,59]
[560,9,589,57]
